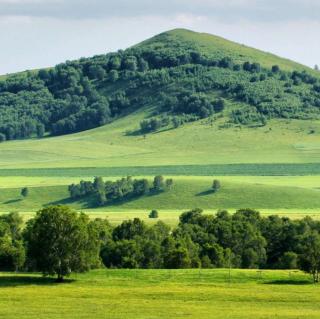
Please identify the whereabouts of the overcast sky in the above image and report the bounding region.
[1,0,319,74]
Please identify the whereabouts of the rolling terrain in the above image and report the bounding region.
[0,29,319,219]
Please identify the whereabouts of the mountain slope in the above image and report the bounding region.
[0,28,320,143]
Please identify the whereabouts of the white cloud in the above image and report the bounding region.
[0,1,319,74]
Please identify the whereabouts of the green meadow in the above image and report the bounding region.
[0,176,319,224]
[0,106,319,221]
[0,269,319,319]
[0,112,320,169]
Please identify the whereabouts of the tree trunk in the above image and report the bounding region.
[56,274,64,283]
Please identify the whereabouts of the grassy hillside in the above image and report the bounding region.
[0,269,319,319]
[1,176,319,213]
[0,28,320,142]
[0,111,319,169]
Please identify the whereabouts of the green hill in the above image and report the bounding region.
[0,28,320,142]
[140,29,315,72]
[0,29,319,216]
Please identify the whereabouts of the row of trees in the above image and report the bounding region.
[1,206,320,283]
[68,176,174,206]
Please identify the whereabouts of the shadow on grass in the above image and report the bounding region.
[45,196,91,208]
[46,190,165,209]
[0,275,75,287]
[3,198,22,204]
[104,190,165,208]
[263,279,312,285]
[124,129,142,137]
[196,190,215,197]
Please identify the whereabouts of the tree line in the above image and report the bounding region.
[1,206,320,283]
[68,176,174,206]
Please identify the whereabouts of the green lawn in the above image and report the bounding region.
[0,269,319,319]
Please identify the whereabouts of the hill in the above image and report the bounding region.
[0,29,319,217]
[0,28,320,142]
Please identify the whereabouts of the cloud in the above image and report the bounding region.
[0,0,319,22]
[0,1,319,74]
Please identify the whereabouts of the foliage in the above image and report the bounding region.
[0,30,319,141]
[21,187,29,198]
[68,176,173,207]
[2,207,320,278]
[0,212,25,271]
[23,206,101,281]
[149,210,159,219]
[212,180,221,192]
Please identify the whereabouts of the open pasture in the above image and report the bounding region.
[0,269,319,319]
[0,175,319,213]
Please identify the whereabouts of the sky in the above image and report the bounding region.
[0,0,319,74]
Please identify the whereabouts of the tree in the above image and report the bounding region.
[24,206,100,282]
[298,231,320,283]
[113,218,147,241]
[149,210,159,219]
[93,176,105,193]
[279,252,298,269]
[165,178,174,190]
[214,98,225,112]
[272,65,280,73]
[153,175,165,192]
[314,65,319,71]
[202,243,226,268]
[97,190,107,206]
[36,123,45,138]
[109,70,119,82]
[212,180,221,193]
[0,213,25,271]
[0,133,6,143]
[21,187,29,198]
[165,247,192,269]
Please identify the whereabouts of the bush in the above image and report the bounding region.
[212,180,221,192]
[149,210,159,219]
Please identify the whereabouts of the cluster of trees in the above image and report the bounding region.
[161,92,225,119]
[68,176,174,206]
[0,212,25,271]
[101,208,320,282]
[1,32,320,141]
[2,206,320,283]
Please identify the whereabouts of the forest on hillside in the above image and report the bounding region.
[1,32,320,141]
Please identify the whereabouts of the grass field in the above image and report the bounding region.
[0,110,319,169]
[0,176,319,213]
[0,269,319,319]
